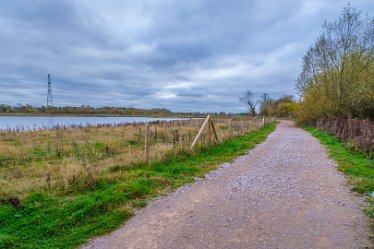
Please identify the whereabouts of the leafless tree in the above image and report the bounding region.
[240,91,256,117]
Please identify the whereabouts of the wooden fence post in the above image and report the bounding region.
[46,173,51,190]
[262,115,265,127]
[228,119,232,137]
[191,115,211,149]
[211,120,219,142]
[208,119,212,145]
[190,115,219,150]
[144,123,150,163]
[173,129,180,146]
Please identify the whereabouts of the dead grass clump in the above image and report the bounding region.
[56,159,98,192]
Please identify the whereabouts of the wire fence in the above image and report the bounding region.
[0,116,275,199]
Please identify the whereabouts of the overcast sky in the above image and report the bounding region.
[0,0,373,112]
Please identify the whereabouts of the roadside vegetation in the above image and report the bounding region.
[296,5,373,158]
[0,121,278,248]
[296,5,374,123]
[297,5,374,221]
[305,127,374,217]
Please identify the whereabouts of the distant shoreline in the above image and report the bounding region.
[0,113,204,118]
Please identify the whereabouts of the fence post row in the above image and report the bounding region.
[144,115,274,159]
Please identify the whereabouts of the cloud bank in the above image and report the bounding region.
[0,0,373,112]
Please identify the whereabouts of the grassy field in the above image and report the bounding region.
[305,127,374,217]
[0,118,276,248]
[0,117,269,200]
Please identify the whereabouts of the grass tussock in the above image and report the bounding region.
[0,121,278,249]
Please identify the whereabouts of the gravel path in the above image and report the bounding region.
[82,121,372,249]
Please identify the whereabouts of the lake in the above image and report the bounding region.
[0,116,189,132]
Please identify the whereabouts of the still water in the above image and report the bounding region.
[0,116,187,131]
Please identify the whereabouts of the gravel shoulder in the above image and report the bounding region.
[82,121,372,249]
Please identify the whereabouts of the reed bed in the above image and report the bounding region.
[0,117,273,201]
[316,118,374,158]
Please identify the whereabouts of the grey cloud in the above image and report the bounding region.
[1,0,373,113]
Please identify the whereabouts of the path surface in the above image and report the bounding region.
[83,121,372,249]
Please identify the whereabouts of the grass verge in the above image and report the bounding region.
[304,127,374,218]
[0,122,278,249]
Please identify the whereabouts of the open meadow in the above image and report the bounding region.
[0,117,270,201]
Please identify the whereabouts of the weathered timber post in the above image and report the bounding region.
[208,118,212,145]
[211,120,219,143]
[191,115,211,149]
[144,123,150,163]
[262,115,265,127]
[138,128,142,142]
[173,129,180,146]
[228,119,232,137]
[190,115,219,150]
[46,173,51,190]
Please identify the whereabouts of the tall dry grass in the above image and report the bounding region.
[316,118,374,157]
[0,117,273,200]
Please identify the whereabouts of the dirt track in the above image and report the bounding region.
[82,121,372,249]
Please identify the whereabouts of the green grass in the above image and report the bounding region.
[0,122,278,249]
[304,127,374,217]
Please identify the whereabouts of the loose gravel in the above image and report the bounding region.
[82,121,372,249]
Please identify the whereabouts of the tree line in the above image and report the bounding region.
[296,5,374,123]
[241,5,373,122]
[240,91,297,118]
[0,104,233,117]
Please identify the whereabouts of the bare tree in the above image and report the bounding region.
[259,93,272,116]
[240,91,256,117]
[296,46,318,98]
